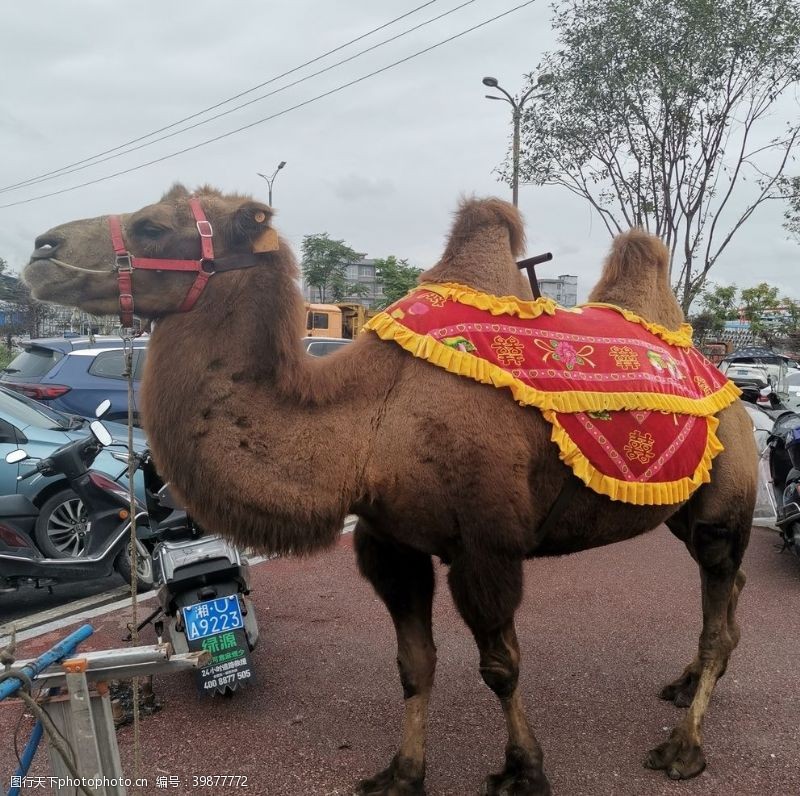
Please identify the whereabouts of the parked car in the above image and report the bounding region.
[718,347,792,405]
[0,385,146,558]
[301,336,352,357]
[784,370,800,412]
[0,335,148,424]
[1,334,349,424]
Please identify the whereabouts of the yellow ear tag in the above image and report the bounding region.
[252,227,279,253]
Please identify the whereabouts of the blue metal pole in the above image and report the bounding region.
[7,719,43,796]
[0,624,93,701]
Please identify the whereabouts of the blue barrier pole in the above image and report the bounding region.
[0,624,93,701]
[7,719,43,796]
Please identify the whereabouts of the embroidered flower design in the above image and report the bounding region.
[694,375,712,396]
[534,338,595,370]
[609,345,639,370]
[441,335,477,353]
[647,350,684,380]
[624,430,656,464]
[491,335,525,367]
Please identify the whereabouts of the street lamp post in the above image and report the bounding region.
[482,75,550,207]
[256,161,287,206]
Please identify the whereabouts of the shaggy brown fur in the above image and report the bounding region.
[24,188,757,796]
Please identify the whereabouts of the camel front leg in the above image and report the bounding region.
[646,521,747,780]
[354,526,436,796]
[448,553,551,796]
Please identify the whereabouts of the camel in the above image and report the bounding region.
[24,186,757,796]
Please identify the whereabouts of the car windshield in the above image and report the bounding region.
[0,386,72,430]
[0,345,63,380]
[786,371,800,387]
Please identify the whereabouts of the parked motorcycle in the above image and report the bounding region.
[765,408,800,560]
[0,407,153,592]
[131,449,259,695]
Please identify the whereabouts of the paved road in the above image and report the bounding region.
[1,524,798,796]
[0,572,129,626]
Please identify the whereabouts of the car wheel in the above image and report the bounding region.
[115,539,155,592]
[34,489,89,558]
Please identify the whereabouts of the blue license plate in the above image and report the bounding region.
[182,595,244,641]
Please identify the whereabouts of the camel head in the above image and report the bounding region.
[23,184,288,319]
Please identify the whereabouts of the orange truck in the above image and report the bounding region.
[304,303,375,339]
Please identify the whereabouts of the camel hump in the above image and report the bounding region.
[605,228,670,280]
[588,227,685,329]
[448,196,526,258]
[419,197,531,297]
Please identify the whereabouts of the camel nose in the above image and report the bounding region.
[30,234,63,261]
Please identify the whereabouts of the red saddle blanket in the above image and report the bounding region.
[365,282,741,506]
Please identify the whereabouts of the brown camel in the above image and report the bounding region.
[24,186,756,796]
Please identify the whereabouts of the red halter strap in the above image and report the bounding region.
[108,198,215,327]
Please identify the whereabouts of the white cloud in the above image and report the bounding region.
[0,0,796,307]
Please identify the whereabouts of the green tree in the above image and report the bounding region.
[700,284,739,321]
[690,284,739,341]
[374,256,423,308]
[300,234,361,303]
[785,175,800,241]
[741,282,782,345]
[516,0,800,312]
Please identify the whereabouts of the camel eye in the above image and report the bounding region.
[134,221,167,239]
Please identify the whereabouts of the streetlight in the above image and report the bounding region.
[256,160,287,206]
[482,75,552,207]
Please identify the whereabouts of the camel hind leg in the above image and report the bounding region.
[354,524,436,796]
[448,551,551,796]
[647,416,755,780]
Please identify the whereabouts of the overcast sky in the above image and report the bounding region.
[2,0,798,303]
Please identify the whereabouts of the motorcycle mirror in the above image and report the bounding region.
[95,399,112,418]
[90,420,114,447]
[5,449,28,464]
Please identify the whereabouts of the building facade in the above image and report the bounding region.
[538,274,578,307]
[301,257,385,309]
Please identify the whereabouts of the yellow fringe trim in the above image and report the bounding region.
[579,302,694,347]
[364,311,741,418]
[417,282,560,319]
[543,410,723,505]
[414,283,695,347]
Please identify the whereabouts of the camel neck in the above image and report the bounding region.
[139,262,363,555]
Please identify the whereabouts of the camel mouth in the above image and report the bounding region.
[21,258,68,298]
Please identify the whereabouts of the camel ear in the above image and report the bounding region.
[235,204,279,253]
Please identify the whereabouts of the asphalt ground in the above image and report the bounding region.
[0,574,130,627]
[1,524,798,796]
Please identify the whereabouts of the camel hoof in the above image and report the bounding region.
[356,755,425,796]
[658,672,698,707]
[480,746,551,796]
[644,734,706,780]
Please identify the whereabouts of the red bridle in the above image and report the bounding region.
[108,197,216,328]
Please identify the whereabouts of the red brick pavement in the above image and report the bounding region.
[1,525,798,795]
